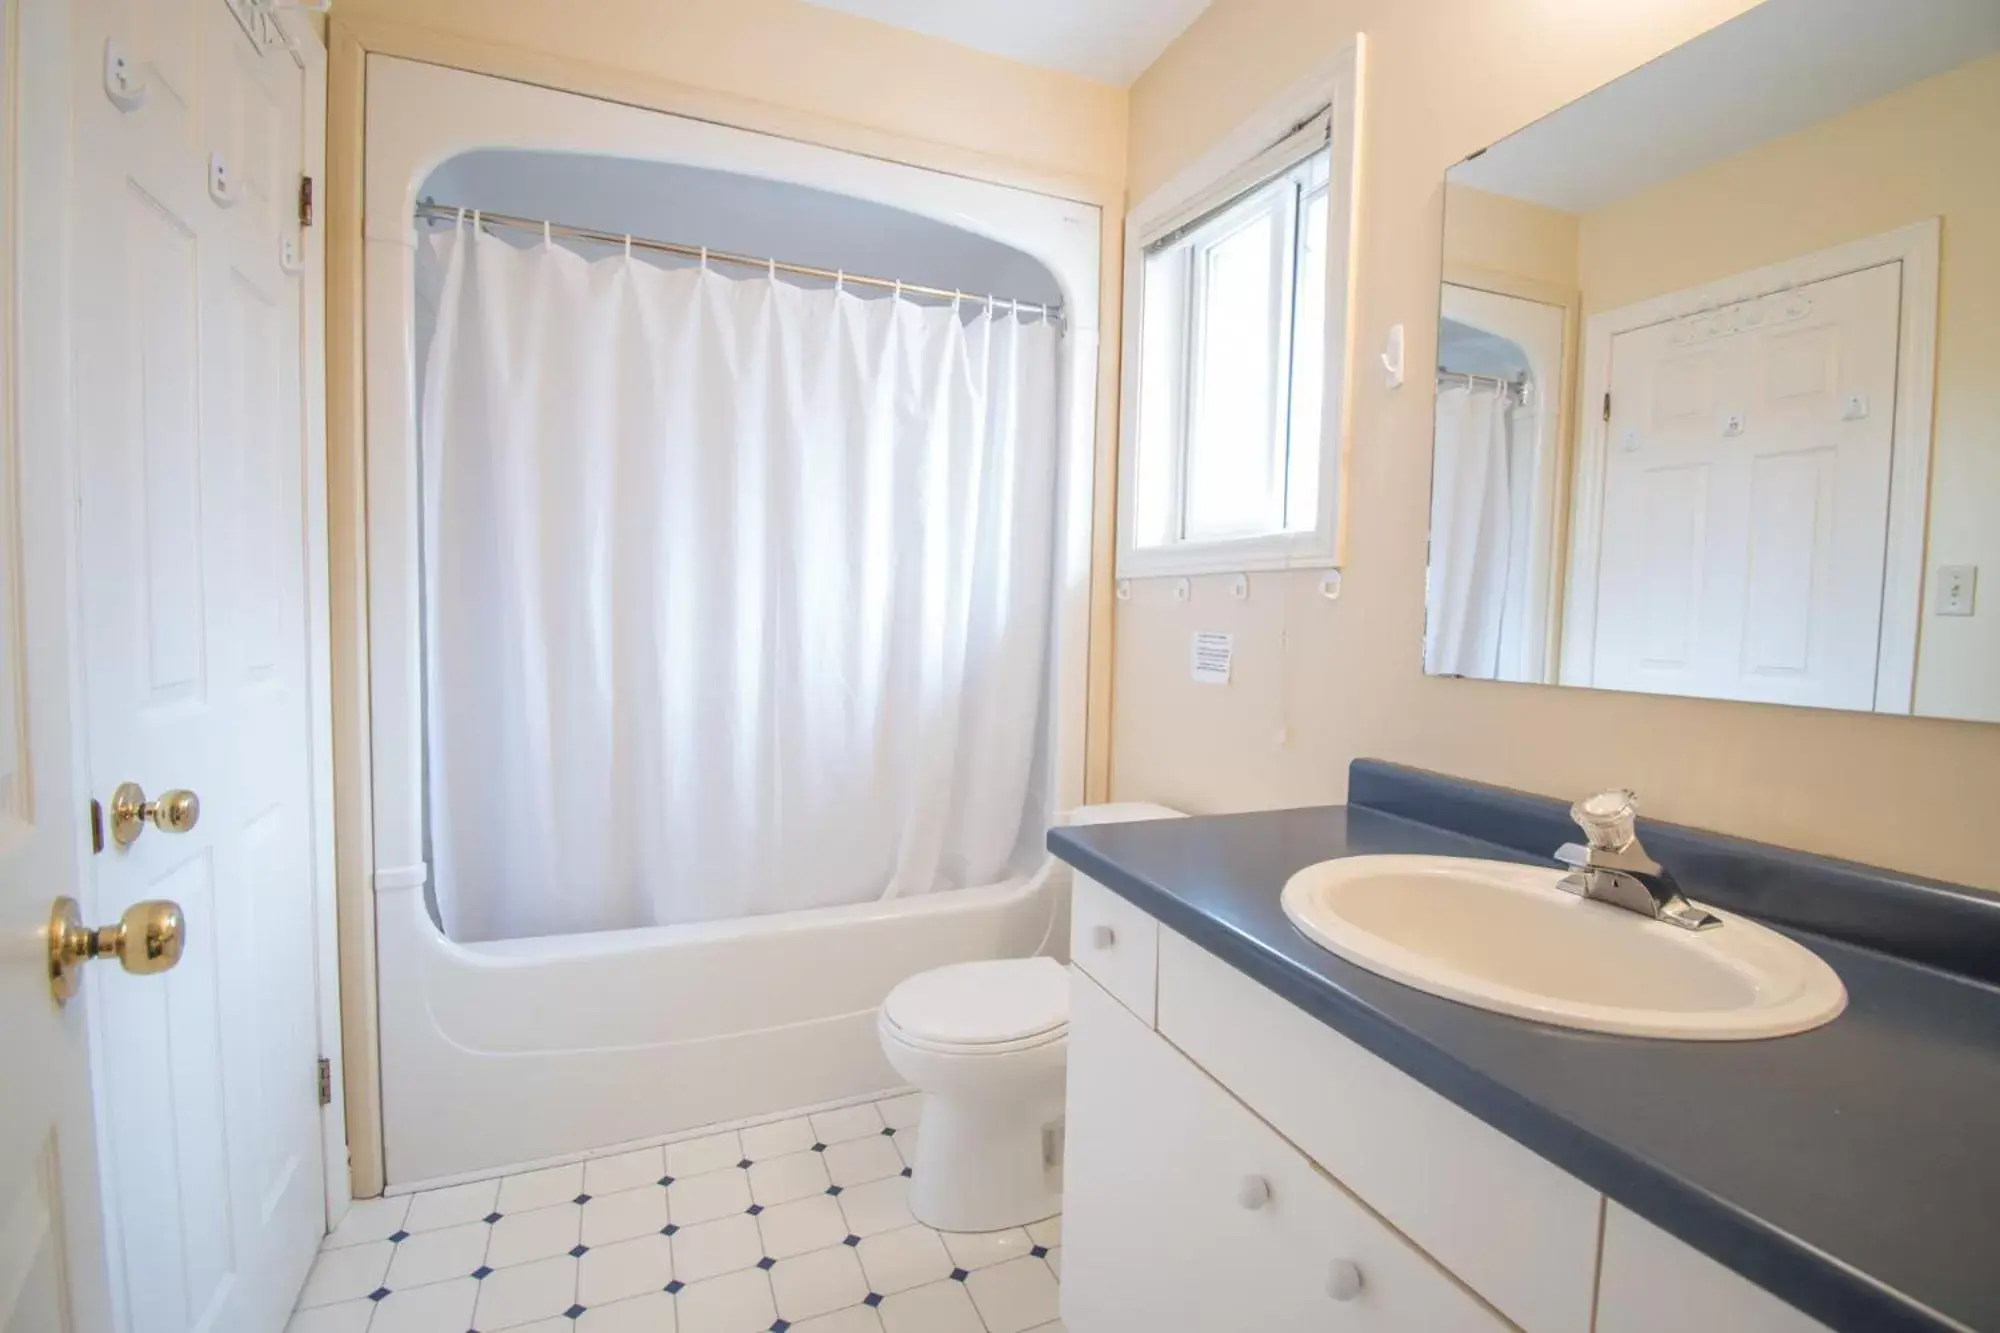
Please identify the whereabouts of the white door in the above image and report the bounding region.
[1589,261,1902,708]
[2,0,122,1323]
[70,0,325,1326]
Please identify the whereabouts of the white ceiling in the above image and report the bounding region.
[798,0,1213,86]
[1451,0,2000,214]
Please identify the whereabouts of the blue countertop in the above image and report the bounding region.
[1048,768,2000,1333]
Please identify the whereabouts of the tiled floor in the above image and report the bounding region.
[289,1092,1066,1333]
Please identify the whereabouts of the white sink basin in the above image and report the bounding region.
[1281,855,1846,1040]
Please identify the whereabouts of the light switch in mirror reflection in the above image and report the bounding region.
[1423,0,2000,724]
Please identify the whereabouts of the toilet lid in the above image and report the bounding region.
[883,958,1069,1048]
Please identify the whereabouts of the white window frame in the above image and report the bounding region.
[1116,37,1365,578]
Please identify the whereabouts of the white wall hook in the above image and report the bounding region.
[104,39,148,113]
[1230,573,1249,601]
[1381,323,1405,389]
[1237,1175,1272,1211]
[208,152,239,208]
[1326,1259,1365,1302]
[1173,578,1191,603]
[1115,578,1132,602]
[1320,571,1343,600]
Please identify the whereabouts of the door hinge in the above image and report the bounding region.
[317,1056,332,1106]
[299,175,315,227]
[1603,392,1612,423]
[89,799,105,854]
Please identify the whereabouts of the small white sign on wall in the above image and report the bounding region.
[1191,632,1234,685]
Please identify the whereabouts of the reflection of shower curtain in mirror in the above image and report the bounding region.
[418,223,1062,943]
[1426,384,1516,677]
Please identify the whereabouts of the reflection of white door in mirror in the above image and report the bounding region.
[1573,262,1902,710]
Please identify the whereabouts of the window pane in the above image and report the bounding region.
[1185,207,1283,540]
[1286,182,1330,531]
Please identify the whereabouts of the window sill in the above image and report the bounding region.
[1116,534,1340,580]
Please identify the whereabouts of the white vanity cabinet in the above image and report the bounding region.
[1063,970,1511,1332]
[1064,889,1836,1333]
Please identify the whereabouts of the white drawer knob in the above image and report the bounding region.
[1090,924,1116,949]
[1236,1175,1272,1210]
[1326,1259,1364,1302]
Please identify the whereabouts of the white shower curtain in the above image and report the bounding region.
[419,223,1061,943]
[1425,383,1516,678]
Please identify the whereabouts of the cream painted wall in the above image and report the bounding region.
[334,0,1127,189]
[1574,50,2000,722]
[1116,0,2000,890]
[1443,185,1578,293]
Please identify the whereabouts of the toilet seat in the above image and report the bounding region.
[881,957,1068,1055]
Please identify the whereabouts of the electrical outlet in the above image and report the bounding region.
[1936,565,1977,617]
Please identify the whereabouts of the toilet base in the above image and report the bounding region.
[906,1087,1064,1233]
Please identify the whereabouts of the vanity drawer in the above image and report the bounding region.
[1597,1204,1830,1333]
[1069,873,1159,1024]
[1064,969,1511,1333]
[1156,927,1603,1333]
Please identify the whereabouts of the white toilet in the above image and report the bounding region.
[878,956,1070,1233]
[878,802,1185,1233]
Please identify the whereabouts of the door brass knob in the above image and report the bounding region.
[109,782,200,845]
[47,896,186,1004]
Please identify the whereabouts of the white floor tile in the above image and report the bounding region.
[1024,1215,1060,1248]
[385,1220,490,1289]
[1025,1322,1070,1332]
[298,1241,394,1308]
[790,1306,883,1333]
[669,1212,764,1284]
[370,1276,479,1333]
[471,1254,579,1330]
[584,1147,667,1198]
[940,1226,1032,1271]
[768,1245,869,1322]
[822,1136,903,1188]
[284,1298,374,1333]
[496,1320,571,1333]
[876,1093,923,1130]
[889,1123,920,1169]
[578,1232,676,1307]
[488,1202,583,1269]
[406,1179,500,1233]
[664,1131,744,1179]
[756,1194,849,1261]
[1044,1245,1061,1278]
[856,1225,952,1296]
[834,1177,914,1238]
[739,1116,814,1162]
[966,1255,1059,1333]
[673,1267,775,1333]
[667,1167,752,1226]
[322,1195,411,1250]
[579,1289,678,1332]
[808,1103,884,1145]
[877,1278,983,1333]
[497,1163,586,1215]
[581,1187,668,1247]
[748,1151,829,1206]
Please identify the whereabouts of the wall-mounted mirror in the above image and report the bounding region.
[1426,0,2000,723]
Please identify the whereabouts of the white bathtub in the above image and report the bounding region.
[377,859,1070,1187]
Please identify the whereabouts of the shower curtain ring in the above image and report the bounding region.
[835,270,845,293]
[453,205,467,231]
[623,234,632,259]
[542,219,552,249]
[699,246,709,272]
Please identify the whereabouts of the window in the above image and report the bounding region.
[1118,44,1361,578]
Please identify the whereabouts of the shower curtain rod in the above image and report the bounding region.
[414,202,1064,320]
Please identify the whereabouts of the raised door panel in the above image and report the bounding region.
[1064,969,1511,1333]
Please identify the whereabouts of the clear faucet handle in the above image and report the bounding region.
[1571,789,1639,851]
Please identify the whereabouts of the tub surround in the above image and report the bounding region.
[1049,761,2000,1333]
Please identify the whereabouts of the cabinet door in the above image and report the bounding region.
[1597,1205,1832,1333]
[1069,874,1160,1023]
[1063,970,1511,1333]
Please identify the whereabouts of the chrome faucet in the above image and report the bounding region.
[1554,790,1720,931]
